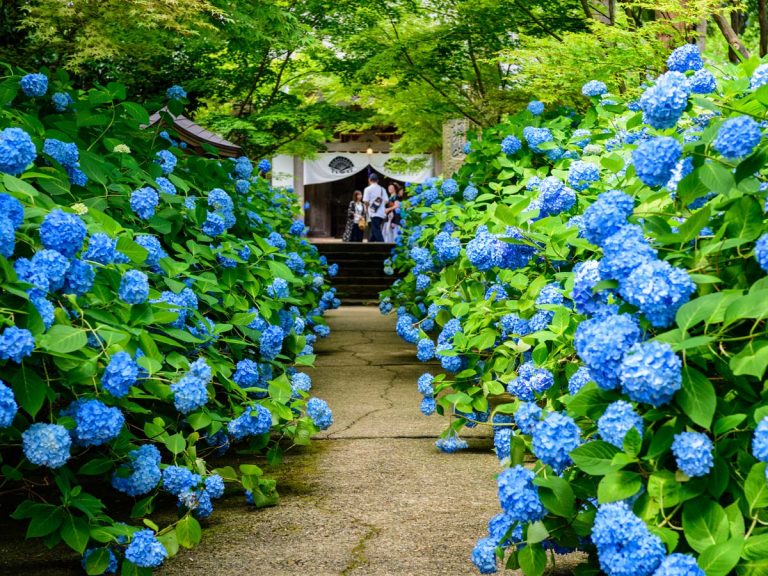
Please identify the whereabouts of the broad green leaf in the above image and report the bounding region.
[744,462,768,514]
[84,548,112,575]
[26,506,64,538]
[597,471,642,503]
[676,366,716,429]
[570,441,621,475]
[41,325,88,354]
[11,364,47,418]
[683,498,730,553]
[730,340,768,379]
[165,433,186,455]
[518,543,547,576]
[534,476,575,518]
[697,538,743,576]
[61,514,90,554]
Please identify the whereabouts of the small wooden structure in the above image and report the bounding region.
[146,110,243,158]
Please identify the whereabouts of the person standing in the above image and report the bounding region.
[342,190,366,242]
[363,173,387,242]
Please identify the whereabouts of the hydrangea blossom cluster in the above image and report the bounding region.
[0,127,37,175]
[618,259,695,328]
[713,116,761,160]
[501,135,521,155]
[119,270,149,304]
[20,73,48,97]
[582,80,608,97]
[507,361,554,401]
[592,502,665,576]
[307,397,333,430]
[435,431,468,452]
[130,187,159,220]
[70,399,125,446]
[639,71,690,129]
[574,313,640,390]
[567,160,600,191]
[671,431,713,477]
[125,530,168,568]
[537,176,576,216]
[0,326,35,363]
[497,465,544,521]
[667,44,703,72]
[171,358,213,414]
[527,100,544,115]
[619,341,682,407]
[22,423,71,468]
[111,444,162,496]
[40,209,87,257]
[227,404,272,440]
[597,400,643,449]
[0,381,18,427]
[101,351,140,398]
[632,137,682,187]
[532,411,581,473]
[581,190,634,247]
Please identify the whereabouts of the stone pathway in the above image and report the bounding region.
[164,306,501,575]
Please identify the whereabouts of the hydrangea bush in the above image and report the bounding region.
[381,45,768,575]
[0,66,338,574]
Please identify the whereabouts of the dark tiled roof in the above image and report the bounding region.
[147,109,243,157]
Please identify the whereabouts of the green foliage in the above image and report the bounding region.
[0,66,335,572]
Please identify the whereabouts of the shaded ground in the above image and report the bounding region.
[0,307,584,575]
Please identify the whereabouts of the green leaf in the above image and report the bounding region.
[713,414,747,436]
[119,102,150,125]
[176,516,202,549]
[526,521,549,544]
[61,514,90,554]
[26,506,64,538]
[724,291,768,325]
[682,498,730,553]
[697,538,743,576]
[676,291,741,332]
[11,364,47,417]
[534,476,575,518]
[647,470,682,508]
[41,325,88,354]
[518,543,547,576]
[743,534,768,561]
[730,340,768,379]
[116,237,148,265]
[744,462,768,515]
[78,458,114,476]
[597,471,641,503]
[676,366,716,429]
[699,162,735,194]
[164,433,186,455]
[84,547,112,575]
[570,441,621,475]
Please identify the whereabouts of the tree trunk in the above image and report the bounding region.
[713,12,750,62]
[759,0,768,56]
[695,19,707,52]
[580,0,614,24]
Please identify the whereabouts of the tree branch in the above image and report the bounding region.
[759,0,768,57]
[512,0,563,41]
[712,12,750,61]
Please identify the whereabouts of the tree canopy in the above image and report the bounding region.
[3,0,768,156]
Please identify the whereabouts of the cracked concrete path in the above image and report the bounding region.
[163,306,506,576]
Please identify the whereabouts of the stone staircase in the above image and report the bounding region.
[315,241,395,305]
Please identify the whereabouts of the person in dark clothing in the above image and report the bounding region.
[342,190,365,242]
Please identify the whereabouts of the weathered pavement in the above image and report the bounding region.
[163,306,503,575]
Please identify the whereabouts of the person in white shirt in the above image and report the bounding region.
[363,173,388,242]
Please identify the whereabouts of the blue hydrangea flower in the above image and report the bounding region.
[671,432,713,477]
[488,512,521,547]
[417,373,434,396]
[0,326,35,363]
[437,344,464,373]
[639,71,690,130]
[0,127,36,176]
[494,428,513,462]
[497,465,544,522]
[40,209,86,257]
[619,260,695,328]
[532,412,580,473]
[434,231,461,263]
[102,351,139,398]
[22,423,71,468]
[233,359,261,388]
[267,278,290,299]
[523,126,554,153]
[64,259,95,295]
[592,502,665,576]
[667,44,703,72]
[568,161,600,191]
[43,139,79,167]
[619,341,682,407]
[435,431,468,453]
[598,400,643,449]
[84,233,116,264]
[260,325,284,360]
[420,396,436,415]
[119,270,149,304]
[582,80,608,97]
[572,260,609,316]
[501,135,522,155]
[291,372,312,396]
[463,183,479,201]
[0,381,18,427]
[599,225,658,282]
[20,73,48,97]
[155,176,177,196]
[752,63,768,90]
[52,92,74,112]
[166,85,187,100]
[227,405,272,440]
[582,190,634,247]
[0,193,23,230]
[416,338,435,362]
[307,397,333,430]
[753,417,768,461]
[527,100,544,115]
[756,234,768,272]
[471,537,498,574]
[171,370,210,414]
[690,69,716,94]
[205,474,225,499]
[71,399,124,446]
[538,176,576,216]
[575,313,641,390]
[125,530,167,568]
[30,292,54,330]
[135,234,167,266]
[568,366,593,395]
[162,466,201,496]
[258,158,271,174]
[499,313,530,339]
[441,178,459,196]
[507,361,554,401]
[155,150,177,175]
[396,314,420,344]
[713,116,762,160]
[515,401,542,435]
[653,553,705,576]
[632,137,682,187]
[31,248,70,291]
[112,444,162,496]
[328,263,339,277]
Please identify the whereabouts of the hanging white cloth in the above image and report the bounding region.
[303,152,433,185]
